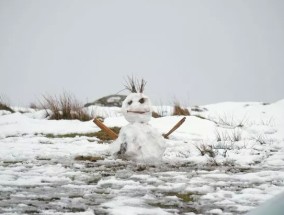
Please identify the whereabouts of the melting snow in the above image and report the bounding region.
[0,100,284,214]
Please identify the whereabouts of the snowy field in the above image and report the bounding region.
[1,100,284,215]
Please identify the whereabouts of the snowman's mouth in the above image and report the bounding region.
[127,110,149,114]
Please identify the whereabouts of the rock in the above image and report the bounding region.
[84,95,126,107]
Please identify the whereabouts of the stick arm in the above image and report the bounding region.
[163,117,186,139]
[93,118,118,140]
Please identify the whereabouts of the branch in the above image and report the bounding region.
[163,117,186,139]
[93,118,118,140]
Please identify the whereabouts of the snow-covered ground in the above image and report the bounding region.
[0,100,284,215]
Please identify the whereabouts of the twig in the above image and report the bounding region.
[163,117,186,139]
[93,118,118,140]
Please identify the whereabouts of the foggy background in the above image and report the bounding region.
[0,0,283,106]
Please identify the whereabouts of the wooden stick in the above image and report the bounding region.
[163,117,186,139]
[93,118,118,140]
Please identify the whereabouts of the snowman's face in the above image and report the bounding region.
[122,93,152,123]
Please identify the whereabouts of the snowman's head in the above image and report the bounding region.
[122,93,152,123]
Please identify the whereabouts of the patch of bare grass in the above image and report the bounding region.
[45,127,121,141]
[94,127,121,141]
[74,155,104,162]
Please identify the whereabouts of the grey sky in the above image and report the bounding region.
[0,0,283,106]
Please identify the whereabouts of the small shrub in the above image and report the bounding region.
[194,143,215,157]
[0,96,14,113]
[40,92,92,121]
[192,114,207,120]
[215,129,242,142]
[29,102,40,109]
[214,114,249,128]
[252,134,271,145]
[207,157,219,166]
[260,117,275,126]
[173,102,190,116]
[191,106,208,112]
[152,111,161,118]
[232,129,242,141]
[222,159,236,167]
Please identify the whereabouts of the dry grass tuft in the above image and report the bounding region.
[215,129,242,142]
[40,92,92,121]
[173,103,190,116]
[215,114,248,128]
[0,96,14,113]
[29,102,40,109]
[194,143,215,157]
[152,111,161,118]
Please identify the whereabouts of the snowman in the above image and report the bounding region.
[111,79,165,163]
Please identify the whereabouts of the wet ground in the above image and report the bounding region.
[1,153,283,215]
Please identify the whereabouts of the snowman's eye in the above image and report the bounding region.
[139,98,145,104]
[128,100,133,105]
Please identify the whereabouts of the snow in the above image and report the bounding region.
[102,196,172,215]
[86,106,121,118]
[0,100,284,214]
[107,96,123,103]
[111,123,165,163]
[121,93,152,123]
[0,112,97,138]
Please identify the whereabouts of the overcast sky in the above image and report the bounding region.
[0,0,283,106]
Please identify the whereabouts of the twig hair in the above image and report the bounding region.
[124,76,147,93]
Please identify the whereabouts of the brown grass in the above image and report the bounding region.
[40,92,92,121]
[45,126,121,141]
[0,96,14,113]
[74,155,104,162]
[173,103,190,116]
[152,111,161,118]
[29,102,40,109]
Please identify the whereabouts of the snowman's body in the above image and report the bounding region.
[111,93,165,163]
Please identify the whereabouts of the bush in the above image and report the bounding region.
[0,96,14,113]
[40,92,92,121]
[29,102,40,109]
[152,111,161,118]
[173,102,190,116]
